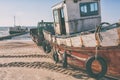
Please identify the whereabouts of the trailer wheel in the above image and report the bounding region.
[86,56,107,79]
[62,52,67,68]
[37,38,42,46]
[45,44,51,53]
[38,35,44,46]
[53,51,59,63]
[42,41,47,52]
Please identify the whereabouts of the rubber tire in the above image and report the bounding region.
[37,35,44,46]
[53,51,59,63]
[45,44,51,53]
[37,38,42,46]
[42,41,47,52]
[62,52,68,68]
[86,56,107,79]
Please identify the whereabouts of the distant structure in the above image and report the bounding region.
[9,16,28,34]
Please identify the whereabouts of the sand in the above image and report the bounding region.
[0,40,96,80]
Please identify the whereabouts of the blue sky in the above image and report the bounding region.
[101,0,120,23]
[0,0,120,26]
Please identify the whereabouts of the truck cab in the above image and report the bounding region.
[37,20,54,35]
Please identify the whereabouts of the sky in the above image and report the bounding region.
[101,0,120,23]
[0,0,120,26]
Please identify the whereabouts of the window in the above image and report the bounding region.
[80,2,99,17]
[81,5,87,13]
[90,3,98,12]
[53,10,59,23]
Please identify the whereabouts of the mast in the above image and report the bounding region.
[14,16,16,27]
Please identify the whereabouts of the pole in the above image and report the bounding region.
[14,16,16,27]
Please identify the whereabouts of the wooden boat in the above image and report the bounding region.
[43,23,120,79]
[9,16,28,34]
[41,0,120,79]
[9,26,28,34]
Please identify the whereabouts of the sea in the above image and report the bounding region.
[0,27,9,37]
[0,27,35,40]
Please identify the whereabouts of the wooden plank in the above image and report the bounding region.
[101,28,119,46]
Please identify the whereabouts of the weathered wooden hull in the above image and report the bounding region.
[42,25,120,79]
[54,44,120,78]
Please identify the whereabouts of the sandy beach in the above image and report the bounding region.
[0,40,106,80]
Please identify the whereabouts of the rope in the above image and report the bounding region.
[95,47,98,60]
[95,22,110,59]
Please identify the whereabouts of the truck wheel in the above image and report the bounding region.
[45,44,51,53]
[42,41,46,52]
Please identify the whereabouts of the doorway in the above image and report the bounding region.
[59,8,66,35]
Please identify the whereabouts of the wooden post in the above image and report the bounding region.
[80,35,84,47]
[70,37,73,47]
